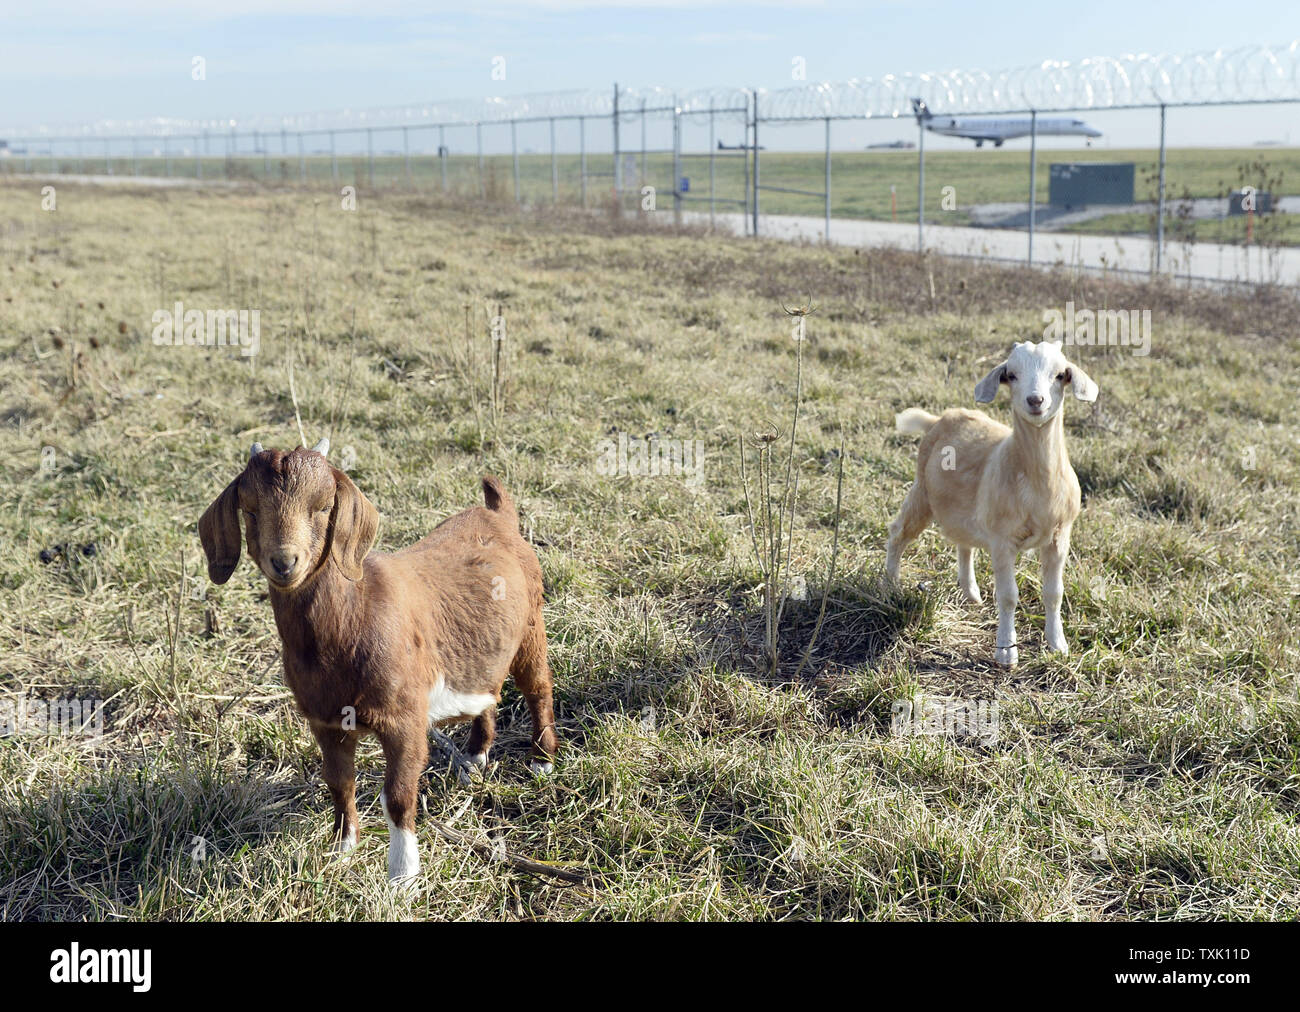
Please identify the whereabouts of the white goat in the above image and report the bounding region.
[885,340,1098,667]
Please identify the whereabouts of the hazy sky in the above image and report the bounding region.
[3,1,1297,148]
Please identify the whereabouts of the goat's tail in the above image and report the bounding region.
[895,408,939,436]
[481,475,518,521]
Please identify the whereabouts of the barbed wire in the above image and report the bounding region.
[760,42,1300,119]
[4,84,756,138]
[5,42,1297,138]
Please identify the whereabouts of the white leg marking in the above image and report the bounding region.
[957,545,982,603]
[381,791,420,885]
[331,826,358,855]
[990,542,1020,668]
[529,760,554,776]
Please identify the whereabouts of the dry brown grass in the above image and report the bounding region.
[0,180,1297,920]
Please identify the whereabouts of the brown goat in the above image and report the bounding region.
[199,440,557,884]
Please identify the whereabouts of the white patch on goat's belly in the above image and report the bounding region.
[427,680,496,724]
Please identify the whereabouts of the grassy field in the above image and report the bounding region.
[1059,210,1300,247]
[1,180,1298,921]
[6,144,1298,239]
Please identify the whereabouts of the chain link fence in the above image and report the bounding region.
[5,43,1299,284]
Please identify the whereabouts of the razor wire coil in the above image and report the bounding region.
[6,42,1297,139]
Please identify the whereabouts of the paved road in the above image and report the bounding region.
[12,171,241,189]
[690,210,1299,287]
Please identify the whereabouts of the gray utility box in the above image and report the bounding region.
[1227,190,1273,215]
[1048,162,1136,208]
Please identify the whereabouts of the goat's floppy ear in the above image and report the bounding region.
[974,362,1006,403]
[327,468,378,581]
[199,478,242,584]
[1065,361,1099,402]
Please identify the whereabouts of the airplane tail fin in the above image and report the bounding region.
[910,97,930,122]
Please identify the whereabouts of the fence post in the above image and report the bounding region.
[200,129,207,179]
[403,126,410,186]
[439,125,448,191]
[511,120,520,203]
[550,117,558,202]
[164,135,171,177]
[580,116,587,207]
[917,113,925,252]
[263,131,270,178]
[751,90,760,237]
[330,130,337,183]
[640,99,647,186]
[708,101,715,230]
[131,137,138,176]
[1156,103,1167,275]
[476,122,484,198]
[824,116,831,243]
[742,96,750,235]
[1028,110,1037,265]
[105,139,111,175]
[672,98,681,223]
[612,82,621,198]
[367,128,374,187]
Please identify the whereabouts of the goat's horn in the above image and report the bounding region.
[311,437,330,457]
[249,442,264,459]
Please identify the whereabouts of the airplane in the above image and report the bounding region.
[911,99,1101,147]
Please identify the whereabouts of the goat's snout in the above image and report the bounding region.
[269,549,299,579]
[1025,393,1045,412]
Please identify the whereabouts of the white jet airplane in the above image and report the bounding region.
[911,99,1101,147]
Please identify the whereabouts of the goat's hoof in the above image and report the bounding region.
[961,585,983,604]
[330,829,359,855]
[529,760,554,776]
[994,646,1018,668]
[454,752,490,786]
[388,872,419,893]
